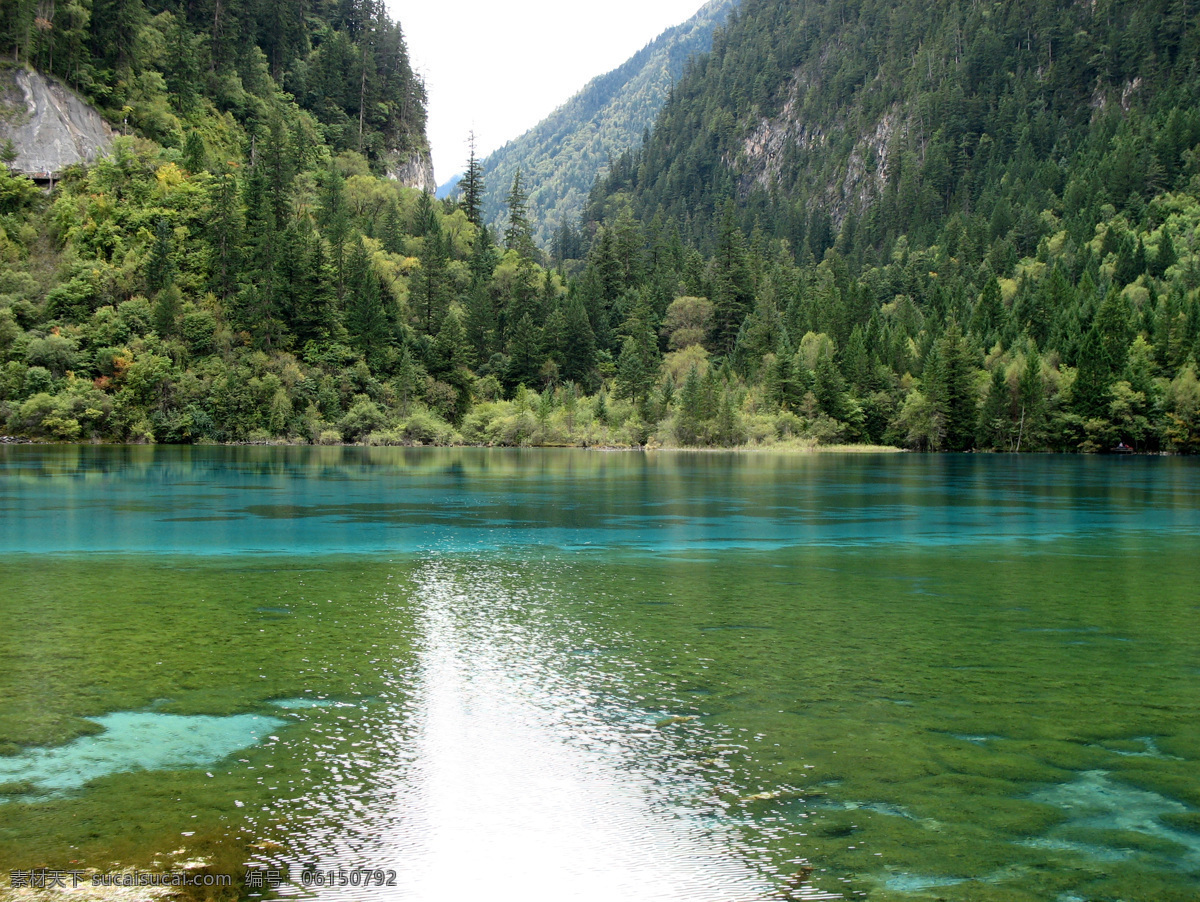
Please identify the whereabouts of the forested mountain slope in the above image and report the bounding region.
[1,0,1199,454]
[1,0,432,185]
[480,0,736,250]
[571,0,1200,452]
[595,0,1200,253]
[595,0,1195,250]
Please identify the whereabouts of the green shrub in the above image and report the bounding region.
[400,409,459,445]
[26,334,79,376]
[339,395,388,442]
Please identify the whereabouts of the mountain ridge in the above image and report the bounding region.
[592,0,1200,256]
[480,0,737,248]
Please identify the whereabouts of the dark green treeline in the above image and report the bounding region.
[2,0,1200,451]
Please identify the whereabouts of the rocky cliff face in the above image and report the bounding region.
[0,68,114,180]
[387,150,436,193]
[736,86,901,228]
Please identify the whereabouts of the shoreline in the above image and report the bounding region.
[1,437,1181,455]
[1,434,905,452]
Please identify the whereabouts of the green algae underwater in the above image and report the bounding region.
[0,446,1199,901]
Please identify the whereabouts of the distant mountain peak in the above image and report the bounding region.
[437,172,464,200]
[481,0,738,247]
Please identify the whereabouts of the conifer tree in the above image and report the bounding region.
[970,275,1004,342]
[88,0,145,71]
[616,302,661,414]
[929,322,978,451]
[1133,238,1148,280]
[464,281,496,365]
[431,307,468,376]
[813,349,849,421]
[236,281,285,350]
[461,132,485,229]
[278,221,335,344]
[841,325,870,392]
[243,138,279,284]
[710,204,754,355]
[146,218,176,295]
[1073,327,1112,420]
[590,228,624,308]
[320,165,351,299]
[153,285,182,338]
[468,221,498,285]
[505,170,536,261]
[1017,345,1047,449]
[261,114,297,230]
[542,304,568,369]
[700,367,721,421]
[1151,231,1178,279]
[1095,287,1133,373]
[562,294,597,387]
[506,313,544,388]
[577,258,615,353]
[382,202,405,255]
[593,386,609,425]
[345,238,388,364]
[414,218,449,331]
[182,132,208,174]
[393,342,423,414]
[676,364,705,445]
[656,374,676,422]
[616,336,649,410]
[1016,269,1056,345]
[764,351,793,410]
[210,167,243,301]
[503,256,540,343]
[714,387,743,446]
[412,189,437,238]
[977,367,1012,450]
[432,309,474,423]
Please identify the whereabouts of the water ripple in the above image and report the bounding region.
[247,559,798,901]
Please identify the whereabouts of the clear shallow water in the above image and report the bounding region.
[0,446,1198,902]
[0,712,284,800]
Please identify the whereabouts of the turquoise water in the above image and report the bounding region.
[2,446,1199,554]
[1,446,1198,901]
[0,712,285,800]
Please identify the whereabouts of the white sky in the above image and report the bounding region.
[387,0,708,184]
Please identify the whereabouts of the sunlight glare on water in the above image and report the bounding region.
[270,560,780,902]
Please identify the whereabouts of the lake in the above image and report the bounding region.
[1,446,1198,901]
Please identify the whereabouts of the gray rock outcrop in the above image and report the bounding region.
[0,67,115,180]
[386,150,436,194]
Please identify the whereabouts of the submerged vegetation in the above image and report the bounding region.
[2,450,1200,900]
[1,0,1200,452]
[0,551,417,896]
